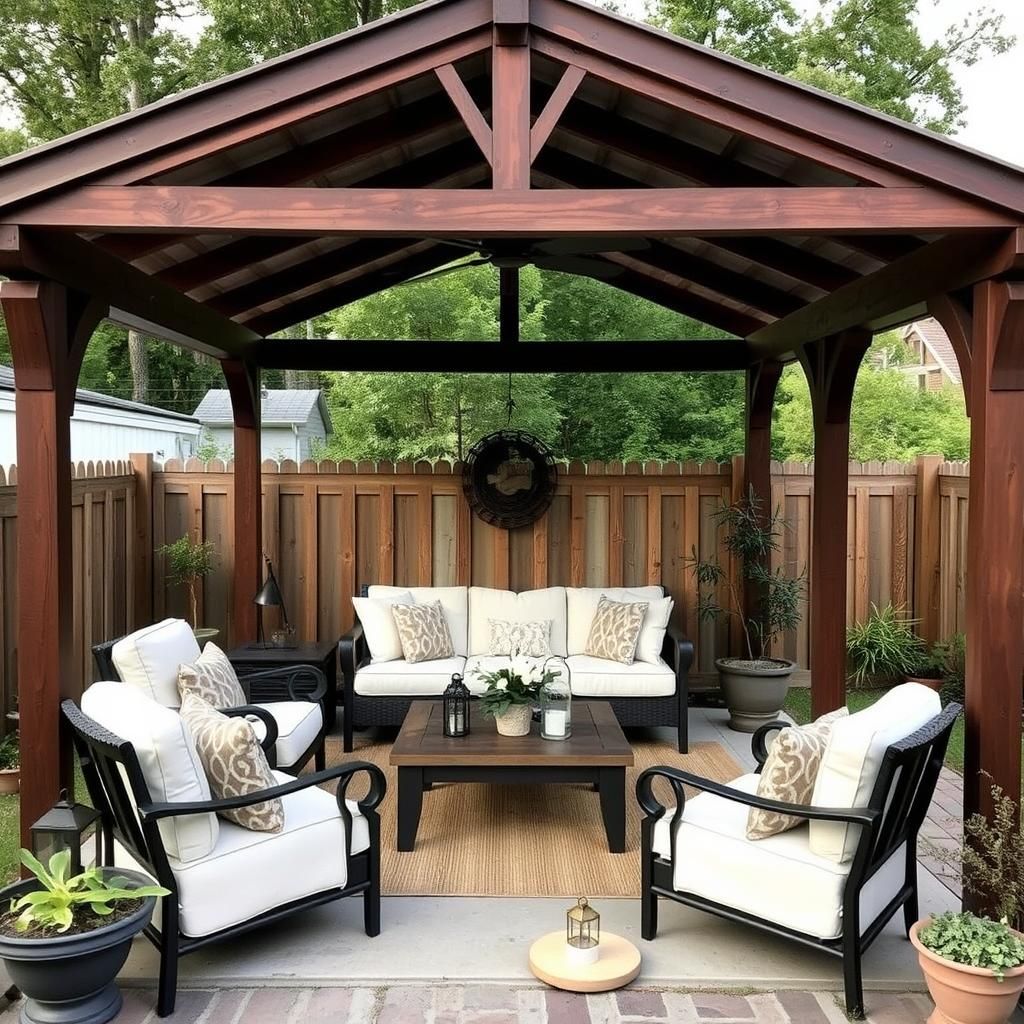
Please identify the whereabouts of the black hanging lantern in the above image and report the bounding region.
[31,791,102,875]
[443,674,471,738]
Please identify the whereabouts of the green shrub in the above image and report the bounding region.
[936,633,966,704]
[0,733,17,771]
[919,911,1024,980]
[157,535,217,628]
[845,604,924,688]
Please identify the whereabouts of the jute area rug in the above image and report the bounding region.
[322,735,741,898]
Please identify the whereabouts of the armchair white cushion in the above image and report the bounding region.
[567,654,675,697]
[468,587,568,657]
[82,681,218,863]
[249,701,325,767]
[368,585,469,656]
[112,618,200,707]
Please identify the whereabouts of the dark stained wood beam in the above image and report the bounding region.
[530,64,586,163]
[927,290,972,407]
[249,338,753,371]
[494,0,529,47]
[491,13,531,188]
[435,64,493,163]
[13,186,1013,236]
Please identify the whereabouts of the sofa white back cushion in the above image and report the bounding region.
[468,587,568,656]
[634,595,674,664]
[82,680,218,863]
[352,591,414,662]
[565,587,666,658]
[112,618,201,708]
[809,682,941,862]
[368,586,469,656]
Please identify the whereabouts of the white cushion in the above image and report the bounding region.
[468,587,568,657]
[465,655,568,695]
[354,656,466,696]
[566,654,675,697]
[352,591,413,662]
[369,586,469,656]
[565,587,665,657]
[653,773,906,940]
[111,618,201,708]
[251,701,323,768]
[115,770,368,938]
[810,683,941,862]
[634,595,675,664]
[82,680,218,863]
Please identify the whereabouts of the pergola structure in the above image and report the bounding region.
[1,0,1023,845]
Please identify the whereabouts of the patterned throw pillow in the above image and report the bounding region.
[177,642,246,709]
[583,596,649,665]
[746,707,850,841]
[180,693,284,833]
[487,619,553,658]
[391,600,455,664]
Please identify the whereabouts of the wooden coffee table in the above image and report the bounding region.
[389,700,634,853]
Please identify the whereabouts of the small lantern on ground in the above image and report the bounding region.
[443,674,471,738]
[540,671,572,740]
[31,791,102,875]
[566,896,600,966]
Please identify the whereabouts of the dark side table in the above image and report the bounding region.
[227,639,339,730]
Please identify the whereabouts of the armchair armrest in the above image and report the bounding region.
[237,664,328,704]
[340,622,368,681]
[752,720,789,770]
[662,623,694,675]
[221,705,279,760]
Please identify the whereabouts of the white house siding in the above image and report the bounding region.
[203,423,325,462]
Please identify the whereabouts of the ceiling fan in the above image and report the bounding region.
[398,237,650,285]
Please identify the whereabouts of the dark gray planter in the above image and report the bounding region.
[716,657,796,732]
[0,868,157,1024]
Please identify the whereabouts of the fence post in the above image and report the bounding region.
[129,453,154,630]
[914,454,942,645]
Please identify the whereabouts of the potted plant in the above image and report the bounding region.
[845,604,924,689]
[690,488,804,732]
[474,658,561,736]
[0,849,168,1024]
[906,642,948,692]
[157,534,218,642]
[0,732,18,795]
[910,912,1024,1024]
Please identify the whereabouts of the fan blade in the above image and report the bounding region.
[395,257,490,285]
[431,238,484,253]
[534,236,649,256]
[533,255,624,280]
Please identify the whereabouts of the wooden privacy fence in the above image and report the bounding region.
[0,452,972,718]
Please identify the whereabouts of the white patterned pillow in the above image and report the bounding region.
[391,600,455,664]
[747,707,849,840]
[177,642,246,709]
[487,618,553,658]
[180,693,283,833]
[583,596,648,665]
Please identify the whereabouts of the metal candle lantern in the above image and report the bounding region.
[443,674,471,738]
[540,671,572,740]
[566,896,600,966]
[31,792,102,876]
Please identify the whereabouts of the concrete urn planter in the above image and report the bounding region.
[910,920,1024,1024]
[716,657,795,732]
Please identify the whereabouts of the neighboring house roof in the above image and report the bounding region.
[901,319,963,386]
[194,389,333,435]
[0,364,198,423]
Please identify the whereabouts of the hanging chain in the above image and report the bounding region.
[506,371,516,426]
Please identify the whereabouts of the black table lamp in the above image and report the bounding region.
[254,557,291,647]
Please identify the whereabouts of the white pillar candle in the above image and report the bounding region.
[565,941,600,967]
[544,709,567,737]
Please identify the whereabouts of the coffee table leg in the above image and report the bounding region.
[397,767,424,852]
[598,767,626,853]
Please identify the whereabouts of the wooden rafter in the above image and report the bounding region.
[530,64,585,163]
[435,64,493,163]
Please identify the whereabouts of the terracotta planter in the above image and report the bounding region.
[716,658,795,733]
[0,768,18,795]
[910,919,1024,1024]
[907,675,944,693]
[494,705,533,737]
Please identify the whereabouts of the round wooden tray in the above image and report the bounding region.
[528,931,641,993]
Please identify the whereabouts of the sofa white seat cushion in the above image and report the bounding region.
[465,655,568,695]
[249,701,323,767]
[82,680,218,863]
[567,654,675,697]
[565,587,669,662]
[115,770,368,938]
[112,618,201,708]
[468,587,568,657]
[354,656,466,696]
[652,773,905,940]
[810,683,941,862]
[368,586,469,656]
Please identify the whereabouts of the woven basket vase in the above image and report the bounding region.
[494,704,533,737]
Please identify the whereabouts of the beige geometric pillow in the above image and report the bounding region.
[747,707,849,841]
[391,600,455,664]
[178,642,246,709]
[487,618,553,658]
[584,596,649,665]
[180,693,284,833]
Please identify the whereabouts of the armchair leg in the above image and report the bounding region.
[156,901,179,1018]
[364,822,381,938]
[902,892,919,937]
[315,742,326,773]
[641,888,658,940]
[842,933,865,1020]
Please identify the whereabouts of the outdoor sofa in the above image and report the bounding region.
[340,585,693,753]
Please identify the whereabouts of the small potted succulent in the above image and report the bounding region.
[157,534,219,643]
[474,657,561,736]
[910,912,1024,1024]
[689,488,804,732]
[845,604,924,689]
[0,848,168,1024]
[0,731,19,795]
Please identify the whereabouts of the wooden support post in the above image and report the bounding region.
[964,279,1024,820]
[913,454,942,645]
[800,330,871,717]
[129,452,154,631]
[492,0,530,190]
[223,359,262,645]
[499,267,519,345]
[1,279,101,847]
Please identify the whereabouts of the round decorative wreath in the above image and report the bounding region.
[462,430,558,529]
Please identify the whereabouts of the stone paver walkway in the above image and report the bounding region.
[0,985,947,1024]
